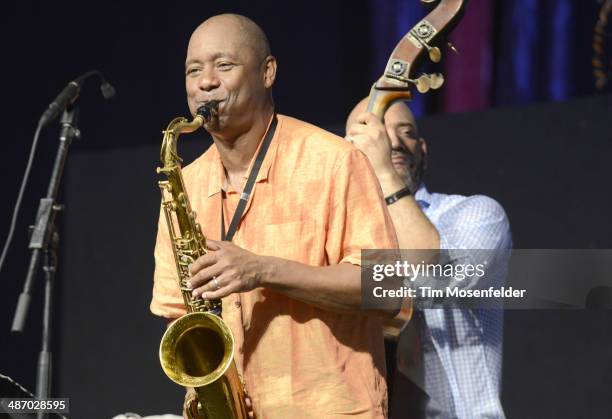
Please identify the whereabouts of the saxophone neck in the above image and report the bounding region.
[160,130,180,170]
[160,116,200,166]
[159,103,217,169]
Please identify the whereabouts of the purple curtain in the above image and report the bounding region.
[443,0,495,113]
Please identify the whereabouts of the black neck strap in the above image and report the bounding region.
[221,114,278,242]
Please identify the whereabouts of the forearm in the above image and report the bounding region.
[378,171,439,250]
[261,258,360,310]
[261,257,398,317]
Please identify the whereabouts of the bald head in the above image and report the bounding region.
[191,14,271,63]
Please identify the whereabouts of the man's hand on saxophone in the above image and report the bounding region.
[187,240,268,300]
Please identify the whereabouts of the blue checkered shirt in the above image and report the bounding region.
[396,184,512,419]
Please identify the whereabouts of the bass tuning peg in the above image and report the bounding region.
[412,73,444,93]
[415,74,432,93]
[429,73,444,90]
[428,46,442,63]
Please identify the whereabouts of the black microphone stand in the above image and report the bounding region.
[11,106,80,419]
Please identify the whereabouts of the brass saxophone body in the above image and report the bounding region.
[157,103,247,419]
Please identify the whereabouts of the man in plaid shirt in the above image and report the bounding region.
[346,99,512,418]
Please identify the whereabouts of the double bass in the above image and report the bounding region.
[366,0,468,339]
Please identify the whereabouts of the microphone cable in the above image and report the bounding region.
[0,71,115,275]
[0,123,44,274]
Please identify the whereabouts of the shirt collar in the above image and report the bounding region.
[206,114,280,197]
[414,182,432,209]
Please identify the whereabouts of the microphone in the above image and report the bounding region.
[38,70,116,127]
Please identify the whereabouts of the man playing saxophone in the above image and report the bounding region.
[151,14,400,419]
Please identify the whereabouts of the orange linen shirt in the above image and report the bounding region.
[151,114,398,418]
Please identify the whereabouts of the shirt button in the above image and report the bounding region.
[235,301,241,308]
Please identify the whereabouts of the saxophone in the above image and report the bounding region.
[157,103,247,419]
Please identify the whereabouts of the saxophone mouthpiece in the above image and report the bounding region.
[197,101,219,122]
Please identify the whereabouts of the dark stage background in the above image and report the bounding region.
[56,94,612,419]
[1,1,611,418]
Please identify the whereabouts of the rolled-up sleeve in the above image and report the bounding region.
[325,148,399,266]
[150,206,187,319]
